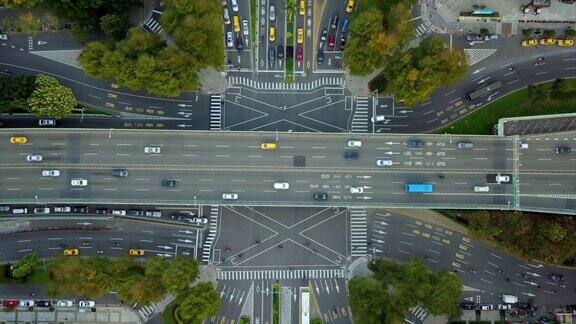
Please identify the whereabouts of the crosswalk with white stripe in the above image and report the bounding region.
[202,206,219,263]
[134,302,159,322]
[408,305,429,322]
[414,23,431,40]
[210,95,222,131]
[350,207,368,257]
[228,76,344,90]
[217,268,345,280]
[144,17,163,33]
[351,97,370,133]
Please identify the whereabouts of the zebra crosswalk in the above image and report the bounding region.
[414,22,431,40]
[408,305,429,322]
[228,76,344,91]
[217,268,345,280]
[463,48,498,66]
[210,95,222,131]
[134,302,159,322]
[202,206,219,263]
[350,207,368,257]
[351,97,370,133]
[144,17,163,34]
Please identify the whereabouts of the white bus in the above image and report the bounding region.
[300,287,309,324]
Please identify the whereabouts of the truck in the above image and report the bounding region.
[405,183,434,193]
[502,295,518,304]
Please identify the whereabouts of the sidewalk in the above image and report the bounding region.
[388,209,469,235]
[344,68,382,96]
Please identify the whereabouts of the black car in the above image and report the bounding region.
[73,206,89,213]
[269,48,275,64]
[127,209,144,216]
[316,50,324,64]
[112,169,128,177]
[236,37,243,51]
[36,300,51,307]
[339,34,347,51]
[277,45,284,59]
[465,34,482,41]
[162,179,178,187]
[407,140,424,148]
[95,208,111,215]
[458,301,475,310]
[330,14,339,30]
[343,150,359,159]
[547,272,564,282]
[555,146,571,154]
[170,213,192,222]
[313,192,329,201]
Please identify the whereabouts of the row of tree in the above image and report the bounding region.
[10,254,220,322]
[0,74,77,118]
[79,28,200,97]
[348,258,462,323]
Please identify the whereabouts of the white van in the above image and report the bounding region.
[474,186,489,192]
[145,210,162,217]
[273,182,289,190]
[12,208,28,214]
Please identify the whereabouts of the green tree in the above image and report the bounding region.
[0,75,36,113]
[145,257,169,279]
[480,28,489,36]
[48,257,113,299]
[527,84,549,104]
[538,221,567,243]
[468,210,502,239]
[11,253,39,278]
[522,29,533,37]
[343,9,388,76]
[348,277,387,324]
[71,25,89,43]
[106,256,134,277]
[422,271,462,317]
[177,282,221,321]
[100,14,130,41]
[551,78,568,93]
[16,12,42,33]
[566,28,576,37]
[162,257,199,295]
[0,0,40,7]
[117,275,165,305]
[45,0,142,29]
[543,29,555,38]
[27,74,76,118]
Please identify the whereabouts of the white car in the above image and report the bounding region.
[144,146,161,154]
[376,159,393,166]
[222,193,239,200]
[273,182,290,190]
[226,31,234,48]
[520,142,529,149]
[19,300,34,307]
[112,209,126,216]
[242,19,249,36]
[26,154,43,162]
[495,174,510,184]
[269,5,275,21]
[42,169,60,177]
[39,119,56,126]
[231,0,239,12]
[192,217,208,224]
[71,178,88,187]
[371,115,386,123]
[350,187,364,194]
[57,300,74,307]
[79,300,95,307]
[474,186,489,192]
[347,140,362,148]
[54,206,72,213]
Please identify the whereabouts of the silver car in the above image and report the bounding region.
[222,193,239,200]
[71,178,88,186]
[144,146,161,154]
[42,169,60,177]
[26,154,43,162]
[376,159,393,166]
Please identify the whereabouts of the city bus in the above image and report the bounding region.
[405,183,434,193]
[300,287,309,324]
[466,81,502,102]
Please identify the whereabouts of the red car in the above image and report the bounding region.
[3,300,18,308]
[296,46,303,65]
[327,34,335,51]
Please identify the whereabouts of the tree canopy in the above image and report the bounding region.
[27,74,77,118]
[177,282,221,321]
[348,258,462,323]
[11,253,39,278]
[162,256,199,295]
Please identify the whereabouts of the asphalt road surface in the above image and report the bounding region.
[0,129,574,213]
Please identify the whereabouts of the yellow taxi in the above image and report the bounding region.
[540,38,556,45]
[269,27,276,42]
[10,136,28,144]
[299,0,305,15]
[521,39,537,47]
[346,0,355,13]
[63,249,79,256]
[129,249,145,256]
[260,142,278,150]
[233,16,240,33]
[558,38,574,47]
[297,28,304,44]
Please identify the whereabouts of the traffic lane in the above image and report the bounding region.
[0,131,518,169]
[294,1,306,72]
[1,169,519,206]
[0,219,198,262]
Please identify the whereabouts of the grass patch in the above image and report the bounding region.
[162,302,178,324]
[311,318,322,324]
[272,283,280,324]
[239,315,251,324]
[285,57,294,83]
[26,269,50,284]
[250,0,257,64]
[285,2,295,83]
[436,78,576,135]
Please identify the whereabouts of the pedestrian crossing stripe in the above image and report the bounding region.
[228,76,344,91]
[145,17,163,33]
[350,207,368,257]
[351,97,370,133]
[217,269,345,280]
[209,95,222,131]
[409,305,429,321]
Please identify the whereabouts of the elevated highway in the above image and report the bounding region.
[0,129,574,214]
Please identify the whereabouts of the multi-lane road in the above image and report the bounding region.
[1,129,574,213]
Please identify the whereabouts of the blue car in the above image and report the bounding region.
[341,19,349,33]
[344,151,359,159]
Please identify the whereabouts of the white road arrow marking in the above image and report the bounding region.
[527,272,541,277]
[157,245,173,250]
[472,67,486,74]
[384,151,399,155]
[178,230,195,234]
[325,280,330,294]
[177,124,193,128]
[521,292,536,297]
[178,239,194,244]
[37,41,47,45]
[76,222,92,225]
[178,103,193,108]
[385,141,400,145]
[356,175,372,179]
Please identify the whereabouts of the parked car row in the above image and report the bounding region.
[2,299,95,308]
[0,205,162,217]
[522,37,574,47]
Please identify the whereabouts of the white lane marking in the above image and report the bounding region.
[17,240,31,243]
